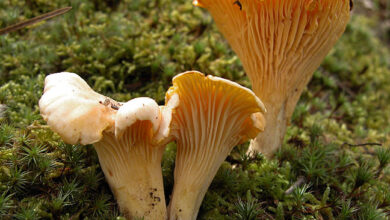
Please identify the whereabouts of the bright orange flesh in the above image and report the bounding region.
[196,0,350,156]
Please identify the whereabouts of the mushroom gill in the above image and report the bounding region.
[166,71,266,220]
[39,72,179,219]
[194,0,351,157]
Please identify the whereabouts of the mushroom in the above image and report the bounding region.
[166,71,266,220]
[39,72,179,219]
[194,0,351,157]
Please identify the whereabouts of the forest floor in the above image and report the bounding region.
[0,0,389,219]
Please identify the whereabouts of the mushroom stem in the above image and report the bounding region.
[94,122,167,220]
[168,135,240,220]
[248,81,305,157]
[249,103,288,157]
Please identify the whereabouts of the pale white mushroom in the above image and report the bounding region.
[194,0,351,157]
[39,72,179,219]
[166,71,266,220]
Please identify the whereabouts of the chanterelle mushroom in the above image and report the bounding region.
[166,71,266,220]
[194,0,351,157]
[39,72,179,219]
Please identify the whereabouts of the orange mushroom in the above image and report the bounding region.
[194,0,351,157]
[166,71,265,219]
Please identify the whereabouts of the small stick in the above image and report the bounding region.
[285,176,306,195]
[341,142,382,156]
[0,6,72,35]
[342,142,382,147]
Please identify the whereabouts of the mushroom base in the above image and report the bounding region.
[168,143,237,220]
[248,68,310,158]
[94,133,167,220]
[247,98,295,158]
[168,181,210,220]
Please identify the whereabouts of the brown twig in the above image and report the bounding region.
[342,142,382,147]
[341,142,382,156]
[285,176,306,195]
[0,7,72,35]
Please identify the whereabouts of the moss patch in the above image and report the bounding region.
[0,0,389,219]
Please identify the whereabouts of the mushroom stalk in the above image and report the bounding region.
[249,97,294,158]
[94,127,166,219]
[195,0,351,157]
[169,134,238,220]
[166,71,266,219]
[169,131,242,219]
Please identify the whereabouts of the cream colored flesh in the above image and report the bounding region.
[95,129,166,219]
[39,72,175,220]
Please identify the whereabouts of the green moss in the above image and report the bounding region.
[0,0,389,219]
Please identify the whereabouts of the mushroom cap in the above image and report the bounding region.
[39,72,117,145]
[166,70,266,143]
[156,93,180,142]
[115,96,179,144]
[39,72,178,147]
[115,97,161,138]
